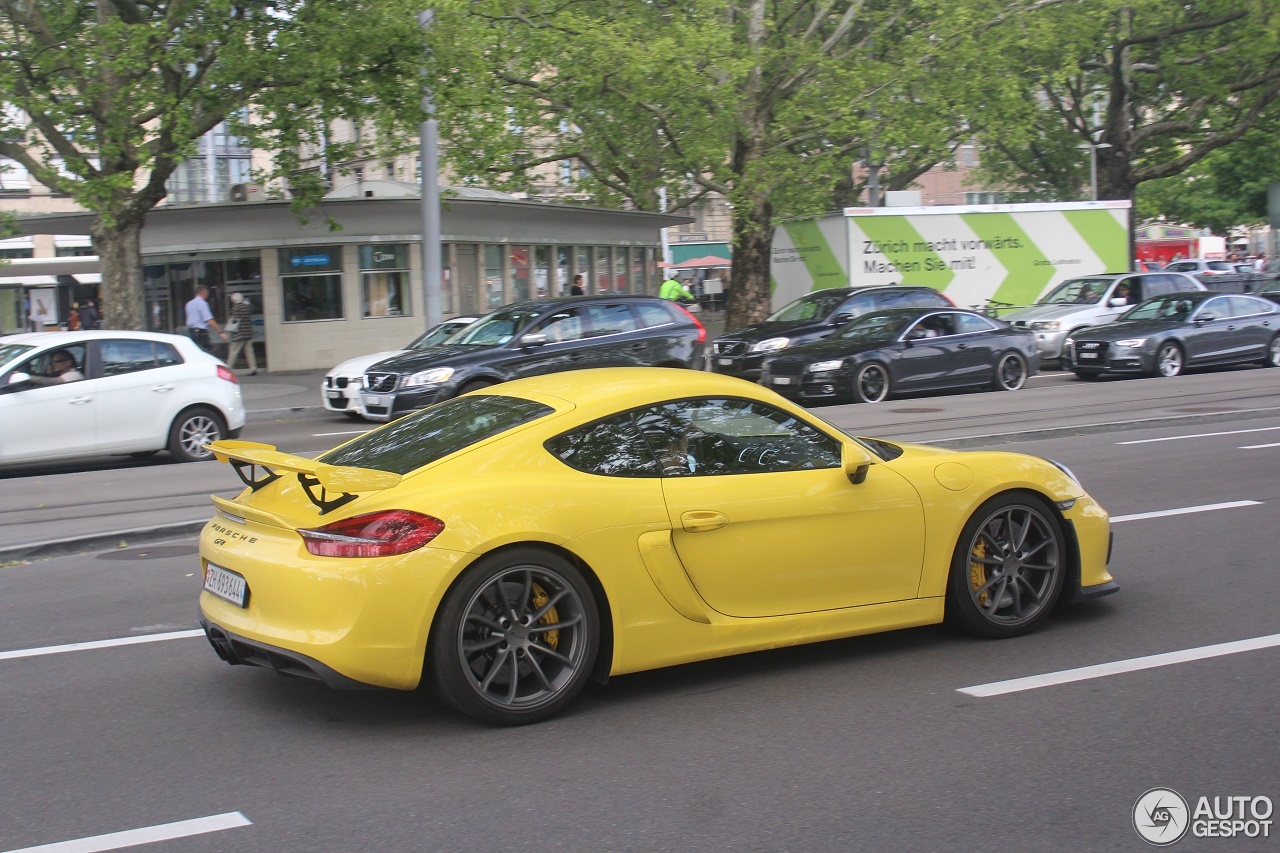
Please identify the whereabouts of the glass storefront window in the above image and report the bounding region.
[484,245,504,309]
[594,247,610,295]
[359,244,410,318]
[556,247,571,296]
[510,245,531,302]
[614,248,628,294]
[280,246,343,322]
[534,246,551,299]
[576,247,590,290]
[632,249,645,296]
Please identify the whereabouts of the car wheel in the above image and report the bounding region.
[1153,342,1184,377]
[167,407,226,463]
[430,547,600,725]
[1073,370,1102,381]
[992,352,1028,391]
[852,362,890,403]
[946,492,1066,639]
[344,411,364,420]
[1263,334,1280,368]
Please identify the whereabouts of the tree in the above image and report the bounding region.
[439,0,1036,328]
[974,0,1280,204]
[0,0,428,329]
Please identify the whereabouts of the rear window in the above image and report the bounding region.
[320,395,554,474]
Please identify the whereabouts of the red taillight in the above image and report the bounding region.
[217,365,239,384]
[298,510,445,558]
[674,303,707,343]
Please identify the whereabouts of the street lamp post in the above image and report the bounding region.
[418,10,442,330]
[1077,141,1113,201]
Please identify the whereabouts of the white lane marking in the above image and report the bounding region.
[4,812,251,853]
[1111,500,1261,523]
[0,629,203,662]
[1241,442,1280,449]
[1117,425,1280,445]
[959,633,1280,698]
[312,429,372,437]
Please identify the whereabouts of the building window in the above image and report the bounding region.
[279,247,343,322]
[359,244,410,318]
[0,247,34,259]
[510,246,531,302]
[484,245,504,309]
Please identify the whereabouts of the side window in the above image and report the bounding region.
[632,398,841,477]
[1224,295,1269,318]
[836,293,877,320]
[100,340,159,376]
[634,303,676,328]
[156,342,184,367]
[545,413,661,477]
[955,313,997,334]
[875,290,915,310]
[1117,277,1144,302]
[20,343,88,384]
[528,308,586,343]
[909,289,950,308]
[1196,297,1229,320]
[583,303,639,337]
[909,313,958,338]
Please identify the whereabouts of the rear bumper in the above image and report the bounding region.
[201,618,377,690]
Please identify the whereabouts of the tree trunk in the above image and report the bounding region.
[91,218,146,331]
[724,194,774,330]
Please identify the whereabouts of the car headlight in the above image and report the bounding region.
[1114,337,1148,348]
[808,359,844,372]
[750,337,791,353]
[1031,321,1061,331]
[402,367,455,387]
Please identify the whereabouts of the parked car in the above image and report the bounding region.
[1003,271,1205,365]
[709,286,953,380]
[358,296,705,421]
[1260,280,1280,306]
[1163,258,1237,276]
[323,316,478,419]
[761,308,1038,403]
[0,331,245,465]
[199,367,1114,724]
[1065,292,1280,379]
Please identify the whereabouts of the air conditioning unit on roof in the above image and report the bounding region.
[227,183,263,203]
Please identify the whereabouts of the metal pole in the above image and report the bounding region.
[419,10,443,330]
[1089,144,1098,202]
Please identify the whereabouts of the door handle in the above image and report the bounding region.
[152,384,175,392]
[680,510,728,533]
[956,343,968,349]
[68,396,92,405]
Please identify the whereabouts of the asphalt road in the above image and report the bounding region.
[1,370,1278,851]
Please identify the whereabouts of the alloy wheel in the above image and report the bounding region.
[1156,343,1183,377]
[178,414,221,459]
[854,363,889,403]
[995,353,1027,391]
[963,504,1062,629]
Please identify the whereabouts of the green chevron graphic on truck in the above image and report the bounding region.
[962,212,1053,306]
[1062,209,1129,273]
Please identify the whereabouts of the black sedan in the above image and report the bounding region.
[1065,291,1280,379]
[760,308,1038,404]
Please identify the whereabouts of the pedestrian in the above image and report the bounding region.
[78,299,101,330]
[225,292,258,374]
[569,274,585,296]
[659,274,694,303]
[68,304,81,331]
[184,285,226,352]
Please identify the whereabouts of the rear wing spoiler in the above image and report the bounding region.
[209,440,401,515]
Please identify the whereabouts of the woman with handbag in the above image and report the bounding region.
[225,292,258,374]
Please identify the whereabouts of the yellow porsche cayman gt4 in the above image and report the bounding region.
[198,368,1115,724]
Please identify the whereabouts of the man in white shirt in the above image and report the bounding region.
[184,286,226,352]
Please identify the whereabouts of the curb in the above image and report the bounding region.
[0,520,209,563]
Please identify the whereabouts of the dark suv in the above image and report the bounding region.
[358,296,705,421]
[710,286,953,379]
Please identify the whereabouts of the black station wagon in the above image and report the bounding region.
[359,296,705,421]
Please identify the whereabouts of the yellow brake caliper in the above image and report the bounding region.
[969,540,988,607]
[531,583,559,650]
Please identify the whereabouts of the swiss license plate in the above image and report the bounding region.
[1078,352,1098,359]
[718,358,734,366]
[326,390,343,399]
[204,563,248,608]
[363,395,386,407]
[772,376,792,385]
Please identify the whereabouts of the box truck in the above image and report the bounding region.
[770,200,1132,312]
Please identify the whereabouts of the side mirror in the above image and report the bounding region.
[842,442,873,485]
[831,312,854,325]
[521,332,549,347]
[7,371,30,385]
[1194,313,1215,324]
[1108,298,1127,308]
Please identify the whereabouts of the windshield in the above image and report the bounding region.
[0,343,36,370]
[834,311,915,344]
[408,320,471,350]
[320,394,554,474]
[767,292,846,322]
[449,308,541,346]
[1039,278,1112,305]
[1119,294,1207,322]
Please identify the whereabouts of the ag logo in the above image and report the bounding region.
[213,538,226,546]
[1134,788,1190,845]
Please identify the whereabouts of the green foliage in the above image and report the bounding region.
[1136,130,1280,233]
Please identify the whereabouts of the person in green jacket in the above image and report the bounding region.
[659,275,695,302]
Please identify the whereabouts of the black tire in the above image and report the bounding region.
[851,362,891,403]
[430,547,600,725]
[992,351,1028,391]
[1073,370,1102,381]
[344,410,364,420]
[166,407,226,463]
[1263,334,1280,368]
[946,492,1067,639]
[1152,341,1184,377]
[457,379,498,396]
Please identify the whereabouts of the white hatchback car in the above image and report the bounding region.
[0,331,246,465]
[322,316,477,419]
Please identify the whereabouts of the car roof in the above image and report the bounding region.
[803,285,939,297]
[0,330,194,346]
[476,367,776,416]
[499,295,677,312]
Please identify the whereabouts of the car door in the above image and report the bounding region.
[639,398,925,617]
[1184,296,1239,364]
[503,306,597,379]
[892,312,961,391]
[93,338,187,451]
[950,312,1005,384]
[580,302,648,366]
[1217,296,1275,361]
[0,342,97,462]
